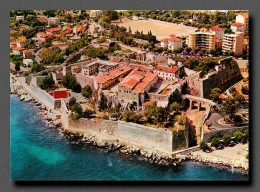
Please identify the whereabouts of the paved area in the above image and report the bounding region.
[207,109,249,130]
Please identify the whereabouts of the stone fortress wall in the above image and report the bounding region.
[59,98,189,154]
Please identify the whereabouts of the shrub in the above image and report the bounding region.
[199,140,208,150]
[83,109,95,118]
[39,77,55,90]
[70,103,83,116]
[233,131,244,141]
[223,134,231,145]
[211,137,220,147]
[81,85,93,99]
[246,153,249,159]
[71,113,81,120]
[244,129,249,140]
[69,97,76,108]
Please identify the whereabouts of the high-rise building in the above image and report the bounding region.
[236,13,249,35]
[222,32,244,56]
[188,31,216,51]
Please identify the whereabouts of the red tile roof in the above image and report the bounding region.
[133,71,158,93]
[169,34,176,38]
[231,22,244,27]
[168,37,182,42]
[23,49,34,53]
[35,40,45,44]
[13,47,25,51]
[46,27,62,33]
[143,100,155,106]
[155,65,179,74]
[49,90,71,99]
[215,39,222,43]
[95,65,132,84]
[239,13,249,19]
[210,26,224,31]
[160,38,169,42]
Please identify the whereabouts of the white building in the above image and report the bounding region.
[48,17,60,26]
[236,13,249,35]
[160,35,182,51]
[23,59,33,67]
[210,26,225,40]
[16,16,25,21]
[89,10,103,18]
[222,32,244,56]
[231,22,245,33]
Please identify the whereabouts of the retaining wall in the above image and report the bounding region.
[203,126,248,142]
[118,121,188,153]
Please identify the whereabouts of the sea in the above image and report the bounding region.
[10,94,249,181]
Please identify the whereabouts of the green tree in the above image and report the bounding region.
[83,109,95,118]
[244,129,249,140]
[39,76,55,90]
[223,134,231,145]
[81,85,93,99]
[69,97,76,108]
[210,88,221,102]
[61,75,82,93]
[211,137,220,147]
[70,103,83,116]
[233,131,244,141]
[169,102,182,113]
[15,62,20,71]
[99,93,108,110]
[199,140,208,150]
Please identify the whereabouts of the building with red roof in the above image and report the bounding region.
[16,40,26,48]
[94,65,132,90]
[215,39,222,49]
[236,13,249,35]
[22,49,34,59]
[160,35,183,51]
[231,22,245,33]
[117,67,158,107]
[37,32,45,38]
[210,26,225,40]
[35,40,45,47]
[12,47,25,55]
[46,27,62,35]
[154,65,185,81]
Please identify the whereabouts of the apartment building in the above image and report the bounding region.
[222,32,244,56]
[236,13,249,35]
[188,31,216,51]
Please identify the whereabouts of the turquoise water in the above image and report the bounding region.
[10,94,249,181]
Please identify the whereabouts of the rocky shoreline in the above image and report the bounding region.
[10,74,249,174]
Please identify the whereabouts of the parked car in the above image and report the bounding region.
[239,138,247,144]
[228,141,236,147]
[216,144,224,150]
[204,148,212,153]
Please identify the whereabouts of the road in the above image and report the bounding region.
[35,48,43,64]
[10,62,30,73]
[207,107,249,130]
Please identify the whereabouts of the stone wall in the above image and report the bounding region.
[117,121,188,153]
[20,78,61,110]
[202,60,242,99]
[75,73,94,90]
[203,126,248,142]
[66,118,118,136]
[186,60,243,99]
